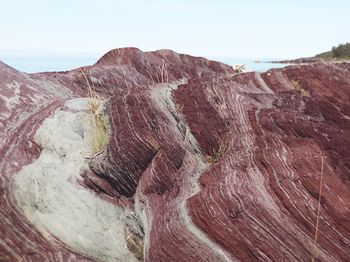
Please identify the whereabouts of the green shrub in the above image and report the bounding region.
[316,42,350,59]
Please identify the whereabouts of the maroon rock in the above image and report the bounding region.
[173,78,229,156]
[89,90,185,197]
[1,48,350,261]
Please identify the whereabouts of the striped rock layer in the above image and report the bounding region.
[0,48,349,261]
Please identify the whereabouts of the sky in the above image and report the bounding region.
[0,0,349,59]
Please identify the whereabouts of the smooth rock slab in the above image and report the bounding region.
[11,98,136,262]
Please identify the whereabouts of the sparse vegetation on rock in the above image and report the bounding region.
[80,69,110,155]
[316,42,350,60]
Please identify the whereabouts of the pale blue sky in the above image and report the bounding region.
[1,0,349,58]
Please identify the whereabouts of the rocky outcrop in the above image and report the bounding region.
[0,48,350,261]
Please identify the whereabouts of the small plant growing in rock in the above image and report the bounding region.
[146,60,169,84]
[311,156,325,262]
[291,79,310,97]
[157,59,169,83]
[206,137,228,163]
[232,64,247,73]
[80,69,110,155]
[125,212,144,261]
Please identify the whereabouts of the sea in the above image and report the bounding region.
[0,51,289,74]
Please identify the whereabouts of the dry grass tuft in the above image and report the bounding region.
[80,69,110,155]
[206,138,228,164]
[291,79,310,97]
[311,156,324,262]
[146,60,169,84]
[126,234,144,261]
[90,112,109,155]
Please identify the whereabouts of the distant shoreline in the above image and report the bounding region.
[268,57,319,64]
[269,57,350,64]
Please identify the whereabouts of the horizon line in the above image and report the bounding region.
[0,48,293,60]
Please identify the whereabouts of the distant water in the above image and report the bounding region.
[0,51,101,73]
[0,51,289,74]
[213,57,290,72]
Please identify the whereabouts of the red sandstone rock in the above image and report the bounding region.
[0,49,350,261]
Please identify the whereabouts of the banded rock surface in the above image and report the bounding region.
[0,48,349,261]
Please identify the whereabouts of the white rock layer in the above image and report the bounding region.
[11,98,136,262]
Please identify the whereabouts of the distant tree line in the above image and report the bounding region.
[316,42,350,59]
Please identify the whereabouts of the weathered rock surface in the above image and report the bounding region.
[0,48,350,261]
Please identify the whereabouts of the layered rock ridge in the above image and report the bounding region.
[0,48,349,261]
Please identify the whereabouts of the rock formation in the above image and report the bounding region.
[0,48,349,261]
